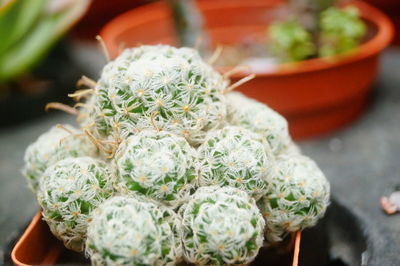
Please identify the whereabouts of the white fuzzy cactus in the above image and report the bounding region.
[179,186,265,265]
[257,154,330,243]
[37,157,114,252]
[22,124,98,192]
[226,92,293,156]
[86,195,182,266]
[81,45,228,145]
[198,126,274,200]
[112,130,197,207]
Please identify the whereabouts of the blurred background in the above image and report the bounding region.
[0,0,399,265]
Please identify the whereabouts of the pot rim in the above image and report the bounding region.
[100,0,394,77]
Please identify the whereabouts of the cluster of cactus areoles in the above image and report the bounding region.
[86,195,182,266]
[258,155,330,242]
[198,126,273,200]
[179,186,265,265]
[81,45,228,147]
[22,124,98,192]
[22,44,330,265]
[226,92,294,156]
[37,157,114,251]
[113,130,197,207]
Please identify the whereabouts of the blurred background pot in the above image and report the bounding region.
[363,0,400,45]
[100,0,393,139]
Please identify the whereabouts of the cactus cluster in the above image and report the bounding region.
[113,130,197,207]
[86,195,181,265]
[37,157,114,251]
[23,124,98,192]
[81,45,228,145]
[258,155,330,242]
[179,186,265,265]
[198,126,273,200]
[23,44,330,265]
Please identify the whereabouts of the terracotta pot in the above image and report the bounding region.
[11,212,63,266]
[12,212,301,266]
[99,0,393,139]
[71,0,154,40]
[363,0,400,45]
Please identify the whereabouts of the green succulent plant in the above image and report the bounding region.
[113,130,198,207]
[198,126,274,200]
[86,195,182,266]
[0,0,89,84]
[81,45,228,146]
[257,154,330,243]
[22,124,98,192]
[226,92,296,156]
[37,157,114,252]
[319,6,367,57]
[268,19,316,62]
[179,186,265,266]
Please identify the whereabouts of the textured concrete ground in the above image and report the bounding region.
[0,49,399,265]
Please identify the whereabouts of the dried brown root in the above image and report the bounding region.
[76,76,97,89]
[68,88,94,101]
[84,129,116,157]
[149,111,161,132]
[223,65,250,79]
[207,45,223,65]
[56,124,75,134]
[96,35,110,61]
[292,231,301,266]
[45,102,79,116]
[223,73,256,94]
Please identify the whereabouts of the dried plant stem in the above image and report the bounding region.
[76,76,97,89]
[45,102,79,116]
[208,45,223,65]
[223,65,250,79]
[68,89,94,101]
[292,231,301,266]
[96,35,110,61]
[149,111,161,132]
[223,74,256,94]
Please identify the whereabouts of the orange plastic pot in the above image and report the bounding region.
[363,0,400,45]
[100,0,393,139]
[11,212,63,266]
[11,212,301,265]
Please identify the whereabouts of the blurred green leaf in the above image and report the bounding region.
[319,6,367,57]
[268,20,316,62]
[0,0,47,55]
[0,0,90,83]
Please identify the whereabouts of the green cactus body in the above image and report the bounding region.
[257,155,330,242]
[113,130,197,207]
[268,20,316,62]
[37,157,114,252]
[198,126,274,200]
[179,186,265,265]
[319,6,366,57]
[82,45,228,145]
[226,92,294,156]
[22,124,98,192]
[86,195,182,266]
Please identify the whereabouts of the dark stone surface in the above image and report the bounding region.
[1,48,400,265]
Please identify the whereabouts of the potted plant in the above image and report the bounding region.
[0,0,89,126]
[99,0,393,139]
[12,44,330,265]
